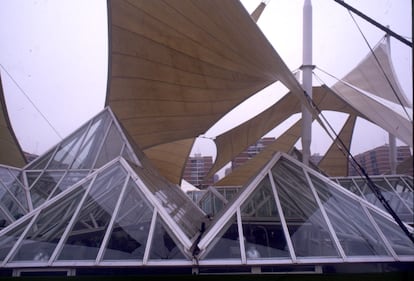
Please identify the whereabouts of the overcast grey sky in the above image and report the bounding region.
[0,0,412,159]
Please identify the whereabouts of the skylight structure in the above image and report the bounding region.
[0,108,412,276]
[331,176,413,225]
[195,154,414,270]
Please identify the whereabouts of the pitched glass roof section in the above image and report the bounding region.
[187,186,240,216]
[0,158,193,268]
[197,153,414,265]
[0,165,29,227]
[25,107,140,172]
[331,176,413,225]
[0,108,141,228]
[132,162,207,241]
[0,106,412,272]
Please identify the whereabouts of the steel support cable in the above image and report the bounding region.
[346,11,412,123]
[309,70,414,244]
[0,64,63,140]
[333,0,412,48]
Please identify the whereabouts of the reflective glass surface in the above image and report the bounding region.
[241,176,290,259]
[134,165,206,239]
[0,173,28,213]
[198,190,225,216]
[71,112,111,170]
[0,219,30,261]
[30,171,65,208]
[0,182,26,225]
[10,185,87,262]
[149,215,186,260]
[58,164,126,260]
[334,176,413,223]
[103,179,154,260]
[313,175,390,257]
[47,126,88,170]
[368,209,414,256]
[94,123,124,169]
[272,160,339,258]
[26,149,54,170]
[49,171,89,198]
[204,215,240,259]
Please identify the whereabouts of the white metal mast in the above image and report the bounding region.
[386,33,397,174]
[301,0,313,165]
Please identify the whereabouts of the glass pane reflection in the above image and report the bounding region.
[10,186,86,262]
[58,165,126,260]
[204,215,240,259]
[103,180,154,260]
[149,216,186,260]
[241,176,290,259]
[368,209,414,256]
[312,175,390,257]
[272,160,339,258]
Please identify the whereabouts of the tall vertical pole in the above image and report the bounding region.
[301,0,313,165]
[385,33,397,174]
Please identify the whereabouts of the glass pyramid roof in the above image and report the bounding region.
[331,175,413,225]
[0,108,141,228]
[197,153,414,265]
[0,107,207,268]
[0,159,192,267]
[0,107,412,273]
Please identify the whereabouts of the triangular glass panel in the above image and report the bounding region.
[0,217,32,262]
[102,178,154,260]
[240,176,290,259]
[386,176,412,193]
[26,171,42,188]
[332,178,363,196]
[133,164,205,240]
[49,171,89,199]
[352,178,378,205]
[0,167,20,186]
[367,208,414,256]
[148,215,187,260]
[383,177,413,222]
[334,176,413,224]
[4,167,21,179]
[371,178,410,214]
[197,188,226,216]
[0,182,27,226]
[271,159,340,258]
[46,125,89,170]
[121,146,139,167]
[30,171,65,208]
[203,214,240,260]
[26,149,55,170]
[70,111,112,170]
[0,176,28,214]
[57,163,126,261]
[217,187,239,202]
[9,182,88,262]
[310,174,391,257]
[94,123,124,169]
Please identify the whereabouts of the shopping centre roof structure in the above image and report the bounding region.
[0,0,412,277]
[0,108,412,275]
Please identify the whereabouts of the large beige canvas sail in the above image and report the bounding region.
[214,118,302,187]
[0,75,26,167]
[207,86,360,179]
[143,138,195,185]
[106,0,305,151]
[318,114,357,177]
[341,38,411,108]
[105,0,308,183]
[331,81,412,147]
